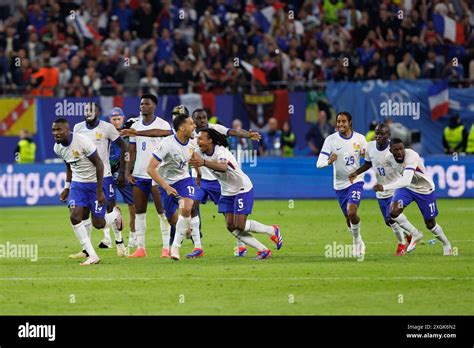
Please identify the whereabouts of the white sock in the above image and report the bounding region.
[244,220,274,236]
[103,227,111,242]
[389,222,406,244]
[129,230,136,240]
[393,214,417,236]
[237,239,246,248]
[108,207,123,243]
[83,218,92,239]
[172,215,190,248]
[135,213,147,248]
[190,216,202,248]
[430,224,449,245]
[232,230,266,251]
[158,213,171,248]
[72,221,97,258]
[350,222,361,241]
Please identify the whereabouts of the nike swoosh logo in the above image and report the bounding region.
[336,147,342,150]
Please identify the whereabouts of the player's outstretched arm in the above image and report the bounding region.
[60,162,72,202]
[88,151,106,206]
[228,128,261,141]
[189,152,228,172]
[121,128,173,137]
[126,143,137,184]
[146,157,178,196]
[349,161,372,183]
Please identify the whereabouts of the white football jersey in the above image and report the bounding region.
[54,132,98,183]
[152,135,198,185]
[129,116,172,179]
[364,141,401,199]
[385,149,435,194]
[191,123,231,181]
[318,131,367,190]
[197,145,253,196]
[73,120,120,178]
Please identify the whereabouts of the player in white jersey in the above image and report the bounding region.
[146,113,202,260]
[122,94,174,258]
[316,111,367,257]
[374,138,452,255]
[189,128,282,259]
[52,118,122,265]
[191,108,261,257]
[71,102,127,258]
[349,124,423,256]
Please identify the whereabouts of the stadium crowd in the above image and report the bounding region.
[0,0,474,97]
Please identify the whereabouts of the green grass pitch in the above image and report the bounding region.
[0,199,473,315]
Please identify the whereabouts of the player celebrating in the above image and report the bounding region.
[189,128,282,259]
[109,107,138,247]
[123,94,174,258]
[146,113,202,260]
[349,124,423,256]
[316,111,367,257]
[374,139,452,256]
[72,102,127,257]
[52,118,122,265]
[191,108,261,257]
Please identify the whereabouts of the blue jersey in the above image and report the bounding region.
[109,118,138,174]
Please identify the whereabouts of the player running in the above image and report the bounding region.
[191,108,261,257]
[146,113,202,260]
[52,118,122,265]
[109,107,139,248]
[189,128,282,259]
[316,111,367,257]
[349,124,423,256]
[123,94,174,258]
[374,138,452,255]
[71,102,128,257]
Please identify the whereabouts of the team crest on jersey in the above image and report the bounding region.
[72,150,80,158]
[95,132,103,140]
[353,143,360,150]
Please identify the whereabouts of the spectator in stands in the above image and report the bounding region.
[443,115,468,154]
[114,56,141,96]
[139,66,159,96]
[30,57,59,97]
[397,52,421,80]
[281,121,296,157]
[466,122,474,154]
[365,121,377,141]
[259,117,282,157]
[306,110,333,155]
[422,50,444,78]
[15,129,36,164]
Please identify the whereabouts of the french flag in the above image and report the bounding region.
[428,80,449,120]
[433,14,464,45]
[240,60,268,86]
[72,15,102,41]
[253,3,284,32]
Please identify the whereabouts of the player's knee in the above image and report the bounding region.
[70,214,82,225]
[347,210,358,221]
[181,207,192,217]
[226,222,236,232]
[92,220,105,229]
[425,219,435,230]
[389,207,401,219]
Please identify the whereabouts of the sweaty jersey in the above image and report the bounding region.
[73,120,120,178]
[197,145,253,196]
[152,135,198,185]
[317,131,367,190]
[364,141,401,199]
[384,149,435,194]
[192,123,231,181]
[54,132,98,183]
[129,116,172,179]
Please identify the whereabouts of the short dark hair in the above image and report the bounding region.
[173,113,190,131]
[87,102,100,113]
[336,111,352,123]
[53,118,69,125]
[390,138,404,146]
[141,93,158,105]
[200,128,229,148]
[192,108,206,118]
